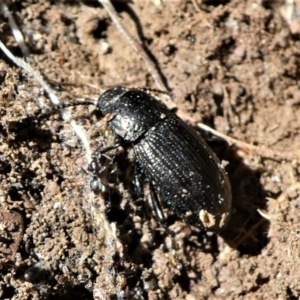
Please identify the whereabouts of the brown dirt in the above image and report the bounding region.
[0,0,300,299]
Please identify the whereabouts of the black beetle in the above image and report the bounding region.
[90,86,231,231]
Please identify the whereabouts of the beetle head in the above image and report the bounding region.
[97,86,170,141]
[97,86,128,115]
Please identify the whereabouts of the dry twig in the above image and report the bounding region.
[99,0,174,107]
[0,1,30,57]
[198,123,300,162]
[0,40,92,161]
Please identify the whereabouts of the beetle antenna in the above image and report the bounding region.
[35,99,97,120]
[57,99,96,109]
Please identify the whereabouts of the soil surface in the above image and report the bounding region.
[0,0,300,299]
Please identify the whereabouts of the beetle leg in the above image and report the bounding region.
[88,143,121,192]
[149,184,178,252]
[149,183,175,238]
[94,143,121,157]
[149,186,165,224]
[133,163,144,198]
[133,163,155,221]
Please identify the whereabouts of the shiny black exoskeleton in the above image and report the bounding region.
[95,86,232,231]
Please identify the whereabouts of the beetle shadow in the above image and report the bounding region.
[208,140,271,255]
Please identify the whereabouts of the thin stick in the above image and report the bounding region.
[99,0,167,92]
[198,123,299,162]
[0,40,60,106]
[0,40,92,161]
[0,1,30,57]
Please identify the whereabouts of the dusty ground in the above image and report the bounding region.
[0,0,300,299]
